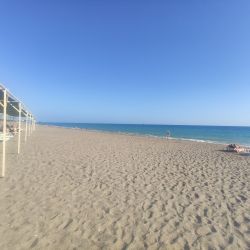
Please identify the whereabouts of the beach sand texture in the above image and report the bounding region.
[0,126,249,250]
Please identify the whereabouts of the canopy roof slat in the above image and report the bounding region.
[0,84,34,118]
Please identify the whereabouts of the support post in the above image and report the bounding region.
[32,118,34,132]
[28,114,31,136]
[1,89,7,177]
[29,115,31,135]
[18,103,21,154]
[30,115,32,134]
[30,116,32,134]
[25,113,28,142]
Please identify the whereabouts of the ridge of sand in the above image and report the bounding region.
[0,126,249,250]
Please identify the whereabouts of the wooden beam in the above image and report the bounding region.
[9,102,19,113]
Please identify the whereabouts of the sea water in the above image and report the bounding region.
[41,123,250,146]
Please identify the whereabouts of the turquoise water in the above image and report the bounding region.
[41,123,250,146]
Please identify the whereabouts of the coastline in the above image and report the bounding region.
[0,125,249,249]
[41,123,250,148]
[41,123,231,147]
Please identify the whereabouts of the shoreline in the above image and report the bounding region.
[40,123,245,148]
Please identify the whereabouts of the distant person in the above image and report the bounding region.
[166,131,171,139]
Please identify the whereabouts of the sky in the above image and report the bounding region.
[0,0,250,126]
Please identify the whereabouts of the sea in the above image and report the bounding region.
[40,123,250,147]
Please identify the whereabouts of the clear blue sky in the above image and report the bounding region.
[0,0,249,125]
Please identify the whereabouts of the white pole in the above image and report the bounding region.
[18,103,21,154]
[30,116,32,133]
[1,89,7,177]
[30,115,32,134]
[28,114,31,136]
[25,113,28,142]
[31,116,33,134]
[32,118,34,132]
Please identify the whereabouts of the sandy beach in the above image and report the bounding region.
[0,125,249,250]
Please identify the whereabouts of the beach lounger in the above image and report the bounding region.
[0,132,13,142]
[226,144,249,154]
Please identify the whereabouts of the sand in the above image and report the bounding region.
[0,125,249,250]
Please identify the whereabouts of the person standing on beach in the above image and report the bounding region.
[166,131,171,139]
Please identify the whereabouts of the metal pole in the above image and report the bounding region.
[18,103,21,154]
[1,89,7,177]
[25,113,28,142]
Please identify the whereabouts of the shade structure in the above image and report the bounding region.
[0,84,36,177]
[0,87,28,117]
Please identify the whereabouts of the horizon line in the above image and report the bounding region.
[38,121,250,128]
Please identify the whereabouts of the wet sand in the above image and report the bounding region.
[0,125,249,249]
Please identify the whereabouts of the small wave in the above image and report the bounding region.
[166,136,227,145]
[165,136,250,147]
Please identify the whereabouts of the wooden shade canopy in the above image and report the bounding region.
[0,84,36,177]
